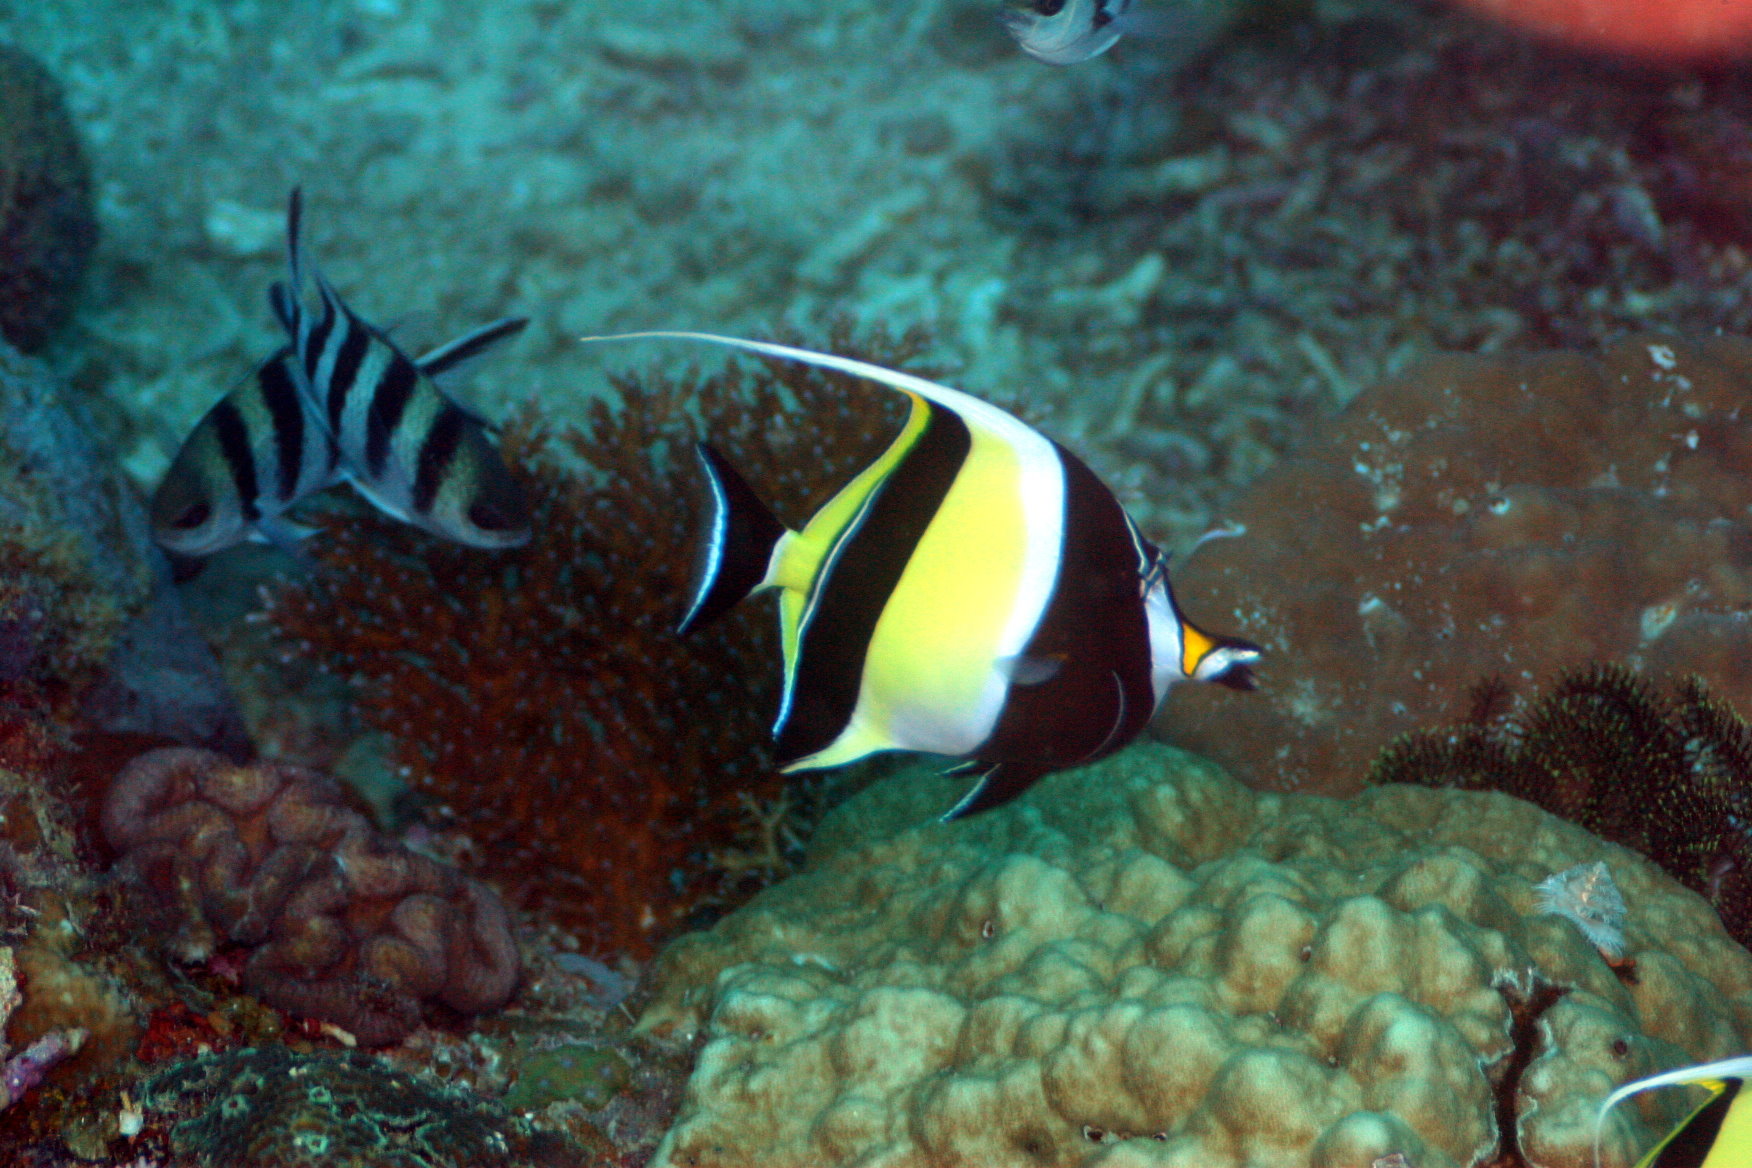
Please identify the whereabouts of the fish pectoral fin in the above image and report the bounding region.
[340,470,416,526]
[251,516,320,570]
[995,652,1064,686]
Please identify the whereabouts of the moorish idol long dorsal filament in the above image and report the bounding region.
[1595,1055,1752,1168]
[581,331,1262,821]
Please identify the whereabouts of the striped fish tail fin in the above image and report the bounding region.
[678,442,787,636]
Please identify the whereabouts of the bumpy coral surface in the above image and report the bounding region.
[0,44,93,352]
[637,743,1752,1168]
[1372,666,1752,950]
[103,747,519,1045]
[1159,333,1752,795]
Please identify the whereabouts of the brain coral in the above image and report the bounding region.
[637,743,1752,1168]
[1158,333,1752,796]
[0,44,95,352]
[103,747,519,1046]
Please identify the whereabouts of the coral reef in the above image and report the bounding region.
[0,44,94,353]
[139,1045,587,1168]
[103,747,520,1046]
[262,326,918,955]
[637,742,1752,1168]
[1370,666,1752,952]
[1158,333,1752,795]
[9,1,1752,552]
[0,338,243,752]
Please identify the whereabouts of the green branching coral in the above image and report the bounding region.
[1369,664,1752,948]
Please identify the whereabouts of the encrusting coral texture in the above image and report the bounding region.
[140,1045,585,1168]
[263,325,915,955]
[102,747,519,1046]
[637,742,1752,1168]
[1158,333,1752,796]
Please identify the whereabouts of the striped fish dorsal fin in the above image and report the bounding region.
[1594,1056,1752,1168]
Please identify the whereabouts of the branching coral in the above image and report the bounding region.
[1370,665,1752,950]
[261,324,921,955]
[103,747,519,1046]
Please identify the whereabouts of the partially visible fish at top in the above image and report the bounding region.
[270,188,532,549]
[1002,0,1136,64]
[152,345,341,558]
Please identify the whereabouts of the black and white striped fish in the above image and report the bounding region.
[583,331,1262,821]
[269,189,531,549]
[152,346,342,557]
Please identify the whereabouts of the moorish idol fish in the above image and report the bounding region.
[269,188,531,549]
[1002,0,1137,64]
[152,347,341,557]
[581,331,1262,820]
[1594,1055,1752,1167]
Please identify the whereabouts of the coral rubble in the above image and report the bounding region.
[638,742,1752,1168]
[140,1045,585,1168]
[103,747,520,1046]
[1370,665,1752,952]
[0,44,94,353]
[1158,333,1752,796]
[262,328,915,955]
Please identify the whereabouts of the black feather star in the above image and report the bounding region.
[1369,664,1752,949]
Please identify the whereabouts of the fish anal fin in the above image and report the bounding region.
[940,762,1043,822]
[678,443,789,635]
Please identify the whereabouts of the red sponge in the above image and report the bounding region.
[1452,0,1752,62]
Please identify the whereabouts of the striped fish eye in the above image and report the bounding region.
[169,501,212,530]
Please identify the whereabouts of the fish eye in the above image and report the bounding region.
[170,502,212,530]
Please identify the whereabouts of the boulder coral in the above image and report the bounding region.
[103,747,520,1046]
[1158,333,1752,796]
[637,743,1752,1168]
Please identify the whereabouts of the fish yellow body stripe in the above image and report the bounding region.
[1653,1075,1752,1167]
[854,427,1032,753]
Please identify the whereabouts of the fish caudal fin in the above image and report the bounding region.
[678,442,788,635]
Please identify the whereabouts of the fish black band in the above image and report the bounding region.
[210,397,261,522]
[776,402,971,764]
[366,354,421,478]
[326,311,371,435]
[976,442,1153,775]
[258,354,307,504]
[412,403,469,515]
